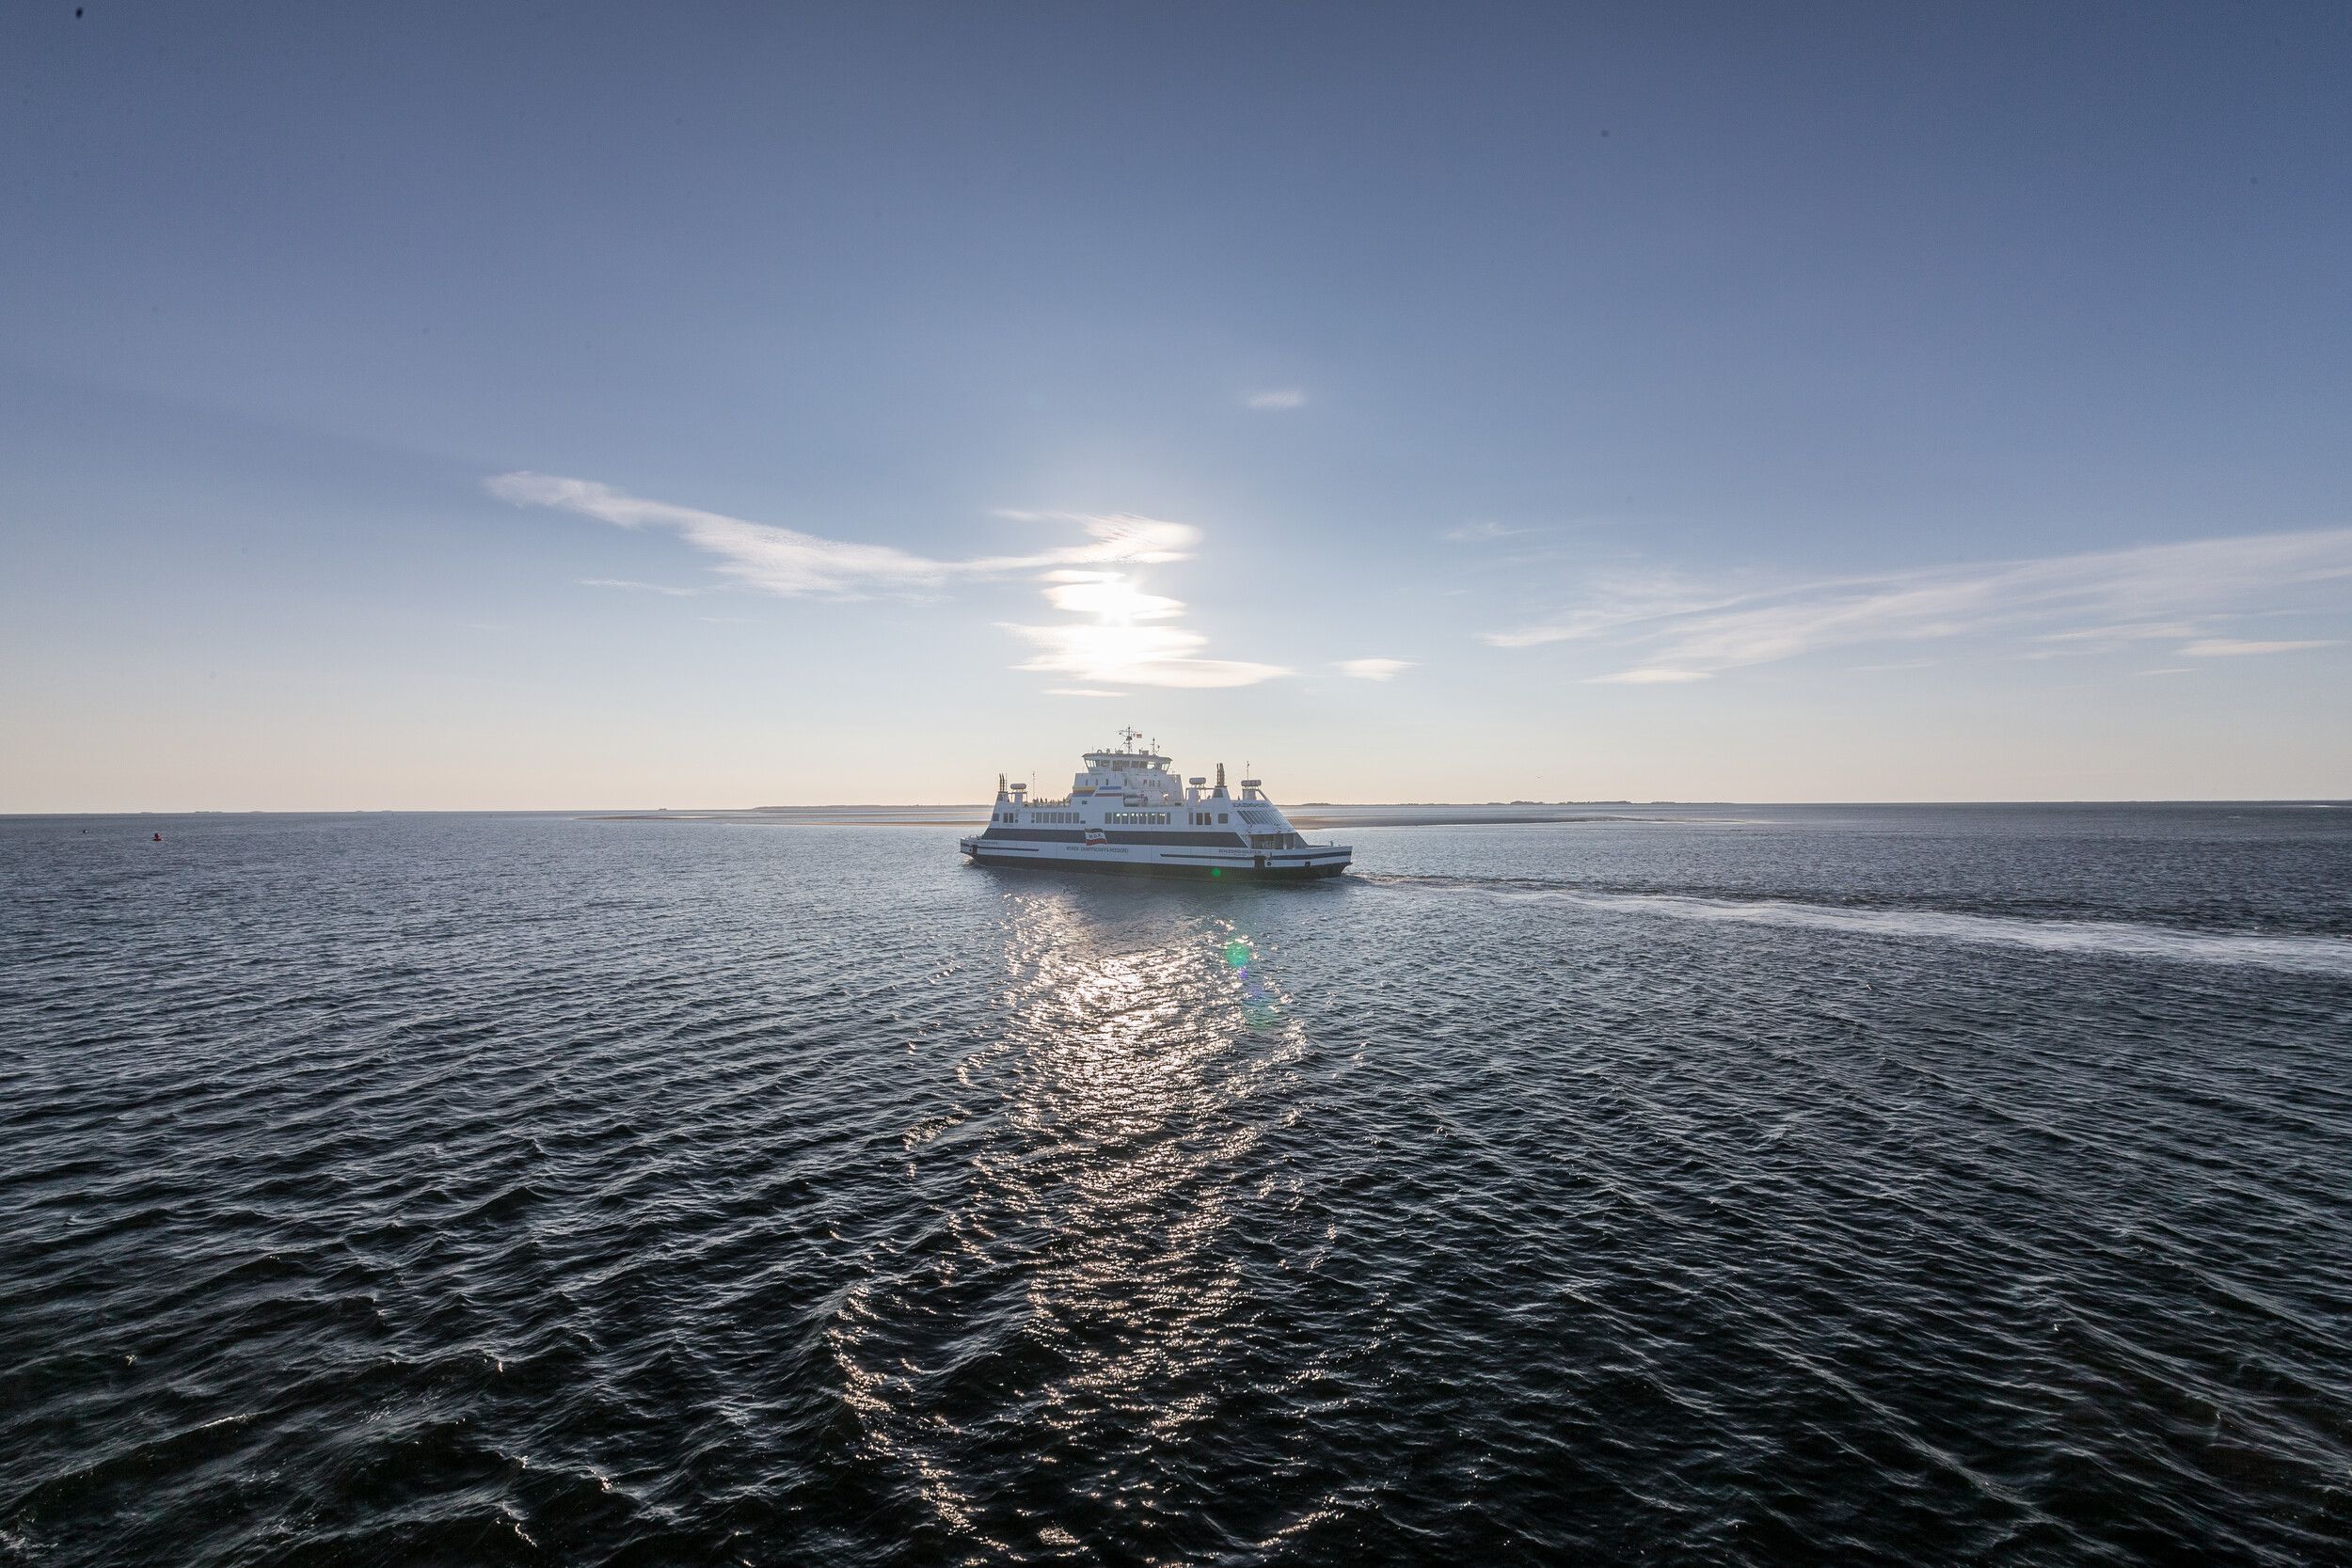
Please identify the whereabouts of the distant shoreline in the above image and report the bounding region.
[5,801,2340,820]
[571,800,2344,830]
[581,807,1669,829]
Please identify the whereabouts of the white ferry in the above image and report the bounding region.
[960,730,1351,880]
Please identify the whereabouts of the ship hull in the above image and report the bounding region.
[959,838,1349,880]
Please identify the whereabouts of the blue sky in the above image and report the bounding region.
[4,1,2347,807]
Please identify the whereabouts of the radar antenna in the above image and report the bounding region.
[1118,725,1143,751]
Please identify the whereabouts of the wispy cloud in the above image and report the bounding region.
[1486,529,2352,682]
[1043,688,1127,698]
[501,472,1294,689]
[2179,638,2342,657]
[1482,568,1746,648]
[1002,571,1289,689]
[1335,657,1415,681]
[493,473,1195,597]
[1442,521,1537,544]
[1245,388,1306,410]
[578,578,701,596]
[1586,668,1712,685]
[2035,621,2203,643]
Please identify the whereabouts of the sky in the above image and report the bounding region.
[3,1,2348,809]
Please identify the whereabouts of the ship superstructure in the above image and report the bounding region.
[958,729,1351,879]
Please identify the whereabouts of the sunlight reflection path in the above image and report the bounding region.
[824,884,1319,1552]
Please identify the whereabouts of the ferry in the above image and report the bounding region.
[960,730,1351,880]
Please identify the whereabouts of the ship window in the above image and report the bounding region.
[1217,813,1228,823]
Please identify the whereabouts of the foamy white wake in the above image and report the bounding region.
[1472,887,2352,978]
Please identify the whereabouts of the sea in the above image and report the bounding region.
[3,803,2348,1566]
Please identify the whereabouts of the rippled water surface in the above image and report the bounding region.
[5,805,2350,1565]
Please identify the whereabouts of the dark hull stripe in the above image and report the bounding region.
[965,852,1347,881]
[976,827,1249,847]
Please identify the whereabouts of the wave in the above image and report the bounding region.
[1366,878,2352,977]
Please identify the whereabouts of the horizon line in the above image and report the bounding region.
[5,797,2346,817]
